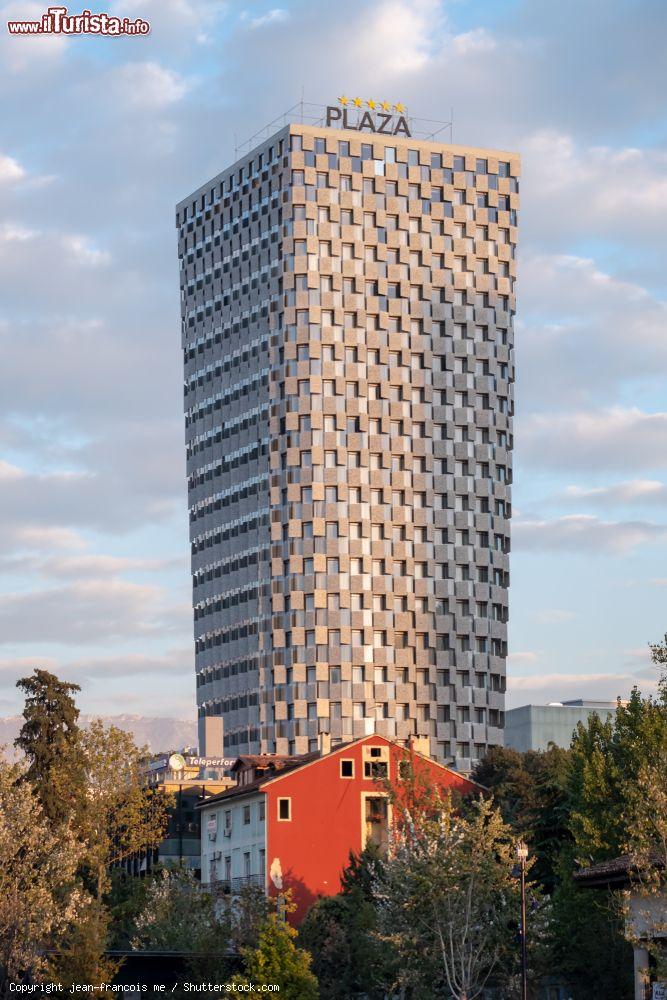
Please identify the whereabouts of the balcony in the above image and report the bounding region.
[212,873,265,894]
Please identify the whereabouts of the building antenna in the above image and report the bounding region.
[300,85,305,124]
[450,106,454,144]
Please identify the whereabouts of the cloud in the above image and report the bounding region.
[514,514,667,553]
[110,62,192,109]
[506,671,661,708]
[519,408,667,472]
[1,1,68,71]
[452,29,496,55]
[247,8,289,29]
[506,651,540,667]
[516,254,667,408]
[0,155,26,183]
[521,133,667,249]
[535,609,577,624]
[559,480,667,507]
[0,579,189,645]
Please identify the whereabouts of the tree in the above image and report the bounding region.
[132,866,232,982]
[75,719,168,897]
[234,915,319,1000]
[568,686,667,861]
[15,668,83,824]
[546,643,667,1000]
[0,756,83,995]
[620,641,667,977]
[473,744,572,893]
[375,794,520,1000]
[49,896,119,988]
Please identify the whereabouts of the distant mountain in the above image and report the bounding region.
[0,714,198,755]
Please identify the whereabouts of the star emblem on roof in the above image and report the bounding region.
[367,99,377,110]
[380,101,391,112]
[394,103,406,114]
[352,97,363,108]
[338,95,349,106]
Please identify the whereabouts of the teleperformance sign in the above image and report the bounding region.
[325,96,411,137]
[149,755,236,772]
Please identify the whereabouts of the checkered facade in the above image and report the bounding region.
[176,123,519,771]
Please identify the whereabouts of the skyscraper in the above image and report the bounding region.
[176,114,519,770]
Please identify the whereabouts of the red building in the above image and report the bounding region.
[198,734,482,923]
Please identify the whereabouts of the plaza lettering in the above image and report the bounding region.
[326,105,411,137]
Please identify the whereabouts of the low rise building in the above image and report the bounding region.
[504,699,618,752]
[198,733,481,922]
[131,752,234,875]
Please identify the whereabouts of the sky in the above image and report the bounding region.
[0,0,666,719]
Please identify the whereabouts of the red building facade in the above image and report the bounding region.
[199,735,482,923]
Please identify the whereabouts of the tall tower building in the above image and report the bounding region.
[176,114,519,771]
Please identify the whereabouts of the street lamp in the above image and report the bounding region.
[516,841,529,1000]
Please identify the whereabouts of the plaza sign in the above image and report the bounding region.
[326,96,411,137]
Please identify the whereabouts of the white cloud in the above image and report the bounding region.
[506,651,540,667]
[517,253,667,407]
[506,671,660,708]
[535,609,577,624]
[0,224,38,243]
[1,1,68,71]
[248,8,288,29]
[561,480,667,507]
[62,236,111,268]
[514,513,667,554]
[452,28,496,55]
[111,62,192,109]
[522,132,667,246]
[0,154,25,183]
[520,408,667,472]
[0,578,188,644]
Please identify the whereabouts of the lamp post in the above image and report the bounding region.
[516,840,529,1000]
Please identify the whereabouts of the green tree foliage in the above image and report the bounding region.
[0,755,84,995]
[549,848,632,1000]
[10,674,169,989]
[473,744,571,893]
[568,682,667,861]
[132,866,232,983]
[548,642,667,1000]
[234,915,319,999]
[15,668,83,824]
[376,794,520,1000]
[76,719,168,897]
[49,896,120,988]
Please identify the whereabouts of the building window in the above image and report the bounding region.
[243,804,250,825]
[363,746,389,779]
[259,799,265,821]
[244,852,251,877]
[278,797,291,821]
[340,759,354,779]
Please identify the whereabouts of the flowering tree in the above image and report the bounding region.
[0,756,83,994]
[375,790,519,1000]
[76,719,168,897]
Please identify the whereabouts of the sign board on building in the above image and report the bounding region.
[186,756,236,768]
[653,984,667,1000]
[325,97,411,137]
[148,754,236,773]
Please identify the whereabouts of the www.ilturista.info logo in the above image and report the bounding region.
[7,5,150,34]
